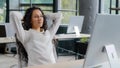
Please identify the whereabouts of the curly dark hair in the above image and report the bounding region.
[22,6,48,31]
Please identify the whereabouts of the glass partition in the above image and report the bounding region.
[0,0,6,23]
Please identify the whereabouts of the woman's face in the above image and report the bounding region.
[31,9,44,29]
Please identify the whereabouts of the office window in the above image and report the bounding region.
[58,0,79,24]
[103,0,111,13]
[0,0,6,23]
[103,0,117,14]
[21,0,53,3]
[8,0,54,23]
[20,0,53,13]
[9,0,78,24]
[109,0,116,14]
[9,0,53,12]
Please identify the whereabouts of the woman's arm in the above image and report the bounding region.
[46,13,62,40]
[10,11,25,44]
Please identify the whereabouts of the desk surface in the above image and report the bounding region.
[25,59,120,68]
[55,34,90,40]
[26,59,84,68]
[0,37,15,43]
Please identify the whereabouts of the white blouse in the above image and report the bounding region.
[10,11,62,66]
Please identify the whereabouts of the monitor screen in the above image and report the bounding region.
[0,25,6,37]
[67,16,84,33]
[83,14,120,68]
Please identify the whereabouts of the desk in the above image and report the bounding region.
[0,34,90,51]
[0,34,90,43]
[55,34,90,59]
[26,59,84,68]
[0,34,90,54]
[0,37,15,43]
[0,37,16,53]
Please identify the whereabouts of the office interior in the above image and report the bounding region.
[0,0,120,68]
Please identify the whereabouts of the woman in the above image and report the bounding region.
[10,6,62,67]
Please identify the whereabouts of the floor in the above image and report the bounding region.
[0,54,18,68]
[0,54,76,68]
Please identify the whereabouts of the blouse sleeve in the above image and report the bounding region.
[46,13,62,40]
[10,11,25,44]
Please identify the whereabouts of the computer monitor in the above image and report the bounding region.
[0,24,6,53]
[67,16,84,34]
[5,23,16,37]
[83,14,120,68]
[0,23,16,37]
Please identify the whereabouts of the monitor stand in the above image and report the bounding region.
[74,26,80,36]
[104,44,120,68]
[88,44,120,68]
